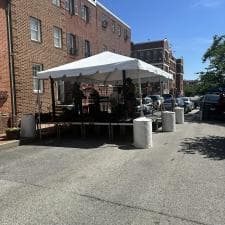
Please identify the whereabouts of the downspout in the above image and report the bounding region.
[6,0,17,123]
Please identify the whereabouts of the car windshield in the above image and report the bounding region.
[162,94,172,99]
[204,95,220,102]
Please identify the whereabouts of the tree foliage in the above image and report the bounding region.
[203,35,225,75]
[184,83,199,97]
[199,35,225,94]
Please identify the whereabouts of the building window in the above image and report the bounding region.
[118,25,121,37]
[136,51,140,58]
[74,0,78,15]
[124,29,128,41]
[84,40,91,57]
[81,4,89,23]
[140,51,144,59]
[30,17,41,42]
[67,33,77,55]
[32,64,43,93]
[52,0,60,6]
[101,14,108,29]
[112,22,115,33]
[53,27,62,48]
[157,50,163,61]
[153,50,157,61]
[65,0,70,11]
[65,0,76,14]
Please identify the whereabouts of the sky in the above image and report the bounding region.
[99,0,225,80]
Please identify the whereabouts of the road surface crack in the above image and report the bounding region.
[0,178,211,225]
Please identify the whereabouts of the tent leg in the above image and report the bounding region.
[37,79,42,140]
[122,70,126,106]
[50,77,56,121]
[138,75,144,117]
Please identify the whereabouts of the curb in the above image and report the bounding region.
[0,140,20,151]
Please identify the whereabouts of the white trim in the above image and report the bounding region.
[88,0,97,6]
[96,1,130,29]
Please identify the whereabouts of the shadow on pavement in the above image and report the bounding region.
[22,124,135,150]
[23,137,135,150]
[184,110,200,122]
[179,136,225,160]
[32,138,107,149]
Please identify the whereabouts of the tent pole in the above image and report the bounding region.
[37,79,42,140]
[50,77,56,121]
[138,74,144,117]
[122,70,126,106]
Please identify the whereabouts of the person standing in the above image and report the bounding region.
[72,82,84,116]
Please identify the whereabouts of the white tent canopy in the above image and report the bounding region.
[37,51,173,82]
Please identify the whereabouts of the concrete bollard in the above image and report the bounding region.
[20,114,36,138]
[175,107,184,124]
[162,111,176,132]
[133,117,152,149]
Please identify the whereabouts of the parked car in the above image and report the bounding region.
[162,94,175,111]
[163,98,174,111]
[136,97,153,115]
[181,97,194,111]
[176,98,190,113]
[148,95,162,109]
[199,94,221,120]
[162,94,173,100]
[190,96,201,109]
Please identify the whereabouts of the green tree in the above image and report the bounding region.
[184,83,199,96]
[203,35,225,76]
[199,35,225,93]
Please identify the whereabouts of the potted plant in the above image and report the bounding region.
[5,127,20,140]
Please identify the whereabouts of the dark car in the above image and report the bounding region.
[162,94,173,100]
[162,94,175,111]
[199,94,221,120]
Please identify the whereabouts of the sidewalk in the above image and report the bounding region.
[0,133,20,151]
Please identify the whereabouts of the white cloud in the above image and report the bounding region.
[191,0,224,8]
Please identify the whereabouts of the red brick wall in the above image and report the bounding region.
[96,4,131,56]
[64,0,131,60]
[0,115,10,134]
[0,0,12,114]
[10,0,68,117]
[65,0,99,62]
[9,0,131,117]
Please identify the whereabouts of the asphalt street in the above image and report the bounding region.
[0,111,225,225]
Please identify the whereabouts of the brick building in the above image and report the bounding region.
[0,0,131,122]
[176,58,184,95]
[131,39,184,96]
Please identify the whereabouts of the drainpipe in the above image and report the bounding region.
[6,0,17,124]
